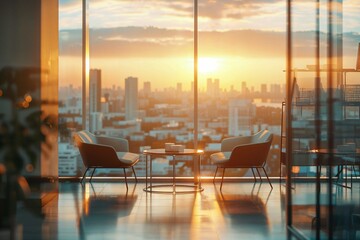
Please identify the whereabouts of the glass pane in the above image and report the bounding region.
[289,0,360,238]
[88,0,193,178]
[199,1,286,178]
[58,1,84,177]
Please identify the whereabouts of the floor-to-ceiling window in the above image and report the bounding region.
[58,1,84,177]
[87,0,194,178]
[198,1,286,178]
[58,0,288,179]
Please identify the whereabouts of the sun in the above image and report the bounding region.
[198,57,220,74]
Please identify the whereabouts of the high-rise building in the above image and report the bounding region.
[58,143,81,176]
[261,83,267,95]
[270,84,281,96]
[90,112,103,133]
[143,81,151,97]
[207,78,220,97]
[228,99,255,136]
[125,76,138,121]
[89,69,101,113]
[214,78,220,96]
[89,69,102,132]
[241,81,249,96]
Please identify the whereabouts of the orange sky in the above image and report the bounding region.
[60,56,286,90]
[59,0,360,90]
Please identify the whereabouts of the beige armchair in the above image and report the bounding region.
[210,129,273,190]
[73,130,139,188]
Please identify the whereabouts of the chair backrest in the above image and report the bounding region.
[78,142,120,168]
[73,130,97,146]
[221,130,273,168]
[73,130,101,168]
[74,131,128,168]
[252,129,273,144]
[221,136,252,152]
[221,129,272,152]
[230,140,273,167]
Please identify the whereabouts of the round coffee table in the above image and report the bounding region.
[143,148,204,193]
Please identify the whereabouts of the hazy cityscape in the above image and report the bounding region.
[58,68,285,178]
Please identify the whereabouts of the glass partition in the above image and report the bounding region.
[287,0,360,238]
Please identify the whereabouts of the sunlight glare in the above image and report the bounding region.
[198,57,221,74]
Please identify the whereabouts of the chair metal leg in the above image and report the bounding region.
[220,168,226,191]
[132,166,138,183]
[89,168,96,182]
[251,168,257,182]
[123,168,128,190]
[80,167,90,183]
[256,168,263,182]
[262,167,273,189]
[213,167,219,183]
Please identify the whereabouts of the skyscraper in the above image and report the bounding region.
[89,69,101,113]
[143,81,151,97]
[261,83,267,95]
[207,78,220,97]
[228,99,255,136]
[89,69,102,132]
[125,76,138,121]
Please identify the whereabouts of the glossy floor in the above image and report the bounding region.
[15,182,288,240]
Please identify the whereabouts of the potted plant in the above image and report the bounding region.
[0,67,56,234]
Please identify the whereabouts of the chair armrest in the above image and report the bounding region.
[96,136,129,152]
[221,136,253,152]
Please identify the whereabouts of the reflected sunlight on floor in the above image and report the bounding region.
[15,182,287,240]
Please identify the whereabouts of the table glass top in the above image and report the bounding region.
[143,148,204,155]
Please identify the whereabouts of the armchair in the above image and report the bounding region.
[210,129,273,190]
[73,130,139,188]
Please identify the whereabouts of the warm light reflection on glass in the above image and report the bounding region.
[24,93,32,102]
[292,166,300,174]
[86,58,90,79]
[84,183,90,216]
[0,89,3,97]
[25,164,34,172]
[22,101,30,108]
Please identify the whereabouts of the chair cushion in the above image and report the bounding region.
[116,152,139,164]
[210,152,231,164]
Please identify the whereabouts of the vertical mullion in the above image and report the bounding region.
[315,0,321,238]
[327,0,334,238]
[286,0,293,230]
[194,0,198,149]
[82,0,89,130]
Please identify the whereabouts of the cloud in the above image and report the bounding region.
[59,0,287,30]
[59,26,360,60]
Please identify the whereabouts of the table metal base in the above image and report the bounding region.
[143,149,204,194]
[143,184,204,194]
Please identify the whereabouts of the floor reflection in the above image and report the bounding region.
[78,183,138,238]
[12,182,286,240]
[215,183,272,237]
[289,182,360,239]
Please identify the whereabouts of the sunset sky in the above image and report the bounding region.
[59,0,360,90]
